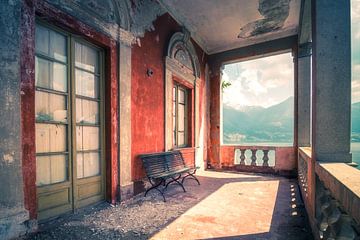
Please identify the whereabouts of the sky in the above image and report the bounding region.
[352,0,360,103]
[222,52,294,109]
[223,0,360,110]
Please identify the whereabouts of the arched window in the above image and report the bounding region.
[165,31,200,150]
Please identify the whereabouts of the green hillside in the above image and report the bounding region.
[223,99,360,144]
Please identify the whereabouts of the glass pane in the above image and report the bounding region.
[75,42,98,73]
[76,126,100,151]
[35,91,67,122]
[76,98,99,124]
[77,153,84,179]
[52,63,67,92]
[173,131,176,146]
[50,155,67,184]
[178,132,185,146]
[173,116,176,132]
[35,25,49,56]
[178,104,185,131]
[36,156,51,186]
[36,124,67,153]
[36,58,67,92]
[83,152,100,177]
[50,30,67,63]
[75,69,98,98]
[36,155,67,186]
[35,57,50,89]
[173,87,176,101]
[173,101,176,116]
[178,89,186,104]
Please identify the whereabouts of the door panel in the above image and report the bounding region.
[73,39,104,209]
[35,23,105,220]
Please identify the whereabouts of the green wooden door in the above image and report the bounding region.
[35,23,105,220]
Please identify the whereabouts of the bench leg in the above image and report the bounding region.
[145,178,167,202]
[165,174,186,192]
[182,169,200,185]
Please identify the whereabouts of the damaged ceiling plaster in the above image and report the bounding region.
[238,0,291,39]
[158,0,300,54]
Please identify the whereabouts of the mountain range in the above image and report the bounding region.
[223,97,360,144]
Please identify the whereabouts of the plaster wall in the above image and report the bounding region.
[0,1,33,239]
[119,43,133,200]
[131,14,208,183]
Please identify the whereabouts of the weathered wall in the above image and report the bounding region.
[131,14,180,181]
[131,13,208,182]
[0,0,34,239]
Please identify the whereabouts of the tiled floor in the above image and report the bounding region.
[24,171,312,240]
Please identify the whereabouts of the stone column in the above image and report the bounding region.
[0,1,33,239]
[297,42,312,147]
[119,43,133,200]
[312,0,352,162]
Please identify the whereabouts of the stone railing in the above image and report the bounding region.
[298,147,311,210]
[220,145,296,176]
[234,146,276,167]
[315,163,360,239]
[298,147,360,239]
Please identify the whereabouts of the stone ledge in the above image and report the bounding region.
[315,162,360,225]
[120,182,134,201]
[299,147,312,161]
[0,207,36,240]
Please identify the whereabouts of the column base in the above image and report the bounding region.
[119,182,134,201]
[0,206,37,240]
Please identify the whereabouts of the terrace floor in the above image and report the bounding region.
[23,171,313,240]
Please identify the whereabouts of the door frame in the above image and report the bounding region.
[21,1,119,220]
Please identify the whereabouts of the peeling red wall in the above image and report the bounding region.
[208,66,222,168]
[131,14,208,181]
[131,14,181,180]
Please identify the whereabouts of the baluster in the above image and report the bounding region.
[262,150,269,166]
[250,149,257,166]
[239,149,246,165]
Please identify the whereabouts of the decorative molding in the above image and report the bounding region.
[298,42,312,58]
[119,28,136,46]
[165,57,198,86]
[167,31,201,79]
[113,0,131,30]
[130,0,166,38]
[157,0,208,54]
[43,0,134,45]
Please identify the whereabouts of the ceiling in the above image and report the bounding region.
[158,0,301,54]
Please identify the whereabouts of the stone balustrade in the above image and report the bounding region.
[219,145,296,176]
[298,147,360,239]
[235,146,276,167]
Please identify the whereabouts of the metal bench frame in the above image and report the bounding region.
[139,151,200,201]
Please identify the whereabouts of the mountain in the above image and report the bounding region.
[223,98,360,144]
[223,97,294,144]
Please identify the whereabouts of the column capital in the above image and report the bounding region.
[298,42,312,58]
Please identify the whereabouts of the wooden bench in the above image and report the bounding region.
[139,150,200,201]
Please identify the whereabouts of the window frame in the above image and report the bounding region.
[34,21,106,187]
[173,83,189,148]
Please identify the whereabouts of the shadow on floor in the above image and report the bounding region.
[23,171,313,240]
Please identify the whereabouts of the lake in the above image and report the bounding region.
[352,142,360,170]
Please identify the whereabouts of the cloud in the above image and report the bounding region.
[353,64,360,103]
[223,53,294,109]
